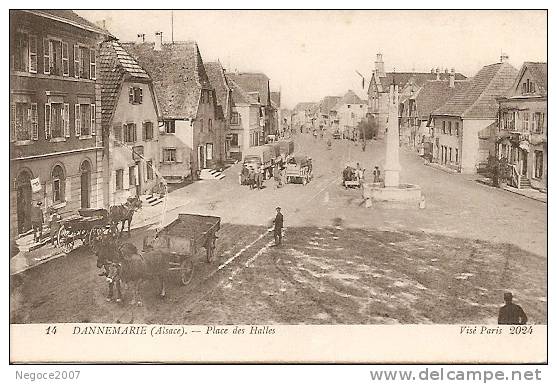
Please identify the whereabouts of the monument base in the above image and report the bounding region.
[362,182,422,208]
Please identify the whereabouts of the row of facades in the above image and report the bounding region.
[294,53,547,192]
[10,10,283,239]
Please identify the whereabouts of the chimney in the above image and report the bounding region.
[154,31,163,51]
[435,67,440,81]
[500,52,509,63]
[375,53,385,77]
[137,33,145,43]
[449,68,455,88]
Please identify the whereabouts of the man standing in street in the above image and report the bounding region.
[30,201,44,243]
[498,292,528,325]
[273,207,283,246]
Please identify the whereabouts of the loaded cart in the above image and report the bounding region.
[155,213,221,285]
[285,155,313,185]
[57,208,115,253]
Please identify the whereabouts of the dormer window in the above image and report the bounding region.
[129,87,143,104]
[522,79,536,94]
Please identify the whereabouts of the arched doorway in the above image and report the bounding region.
[16,170,33,234]
[80,160,91,209]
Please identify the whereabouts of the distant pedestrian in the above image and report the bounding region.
[273,207,283,245]
[30,201,44,243]
[248,167,256,189]
[498,292,528,325]
[373,166,381,183]
[48,207,61,246]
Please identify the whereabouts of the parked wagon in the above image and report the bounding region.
[154,213,221,285]
[57,208,115,253]
[285,155,312,185]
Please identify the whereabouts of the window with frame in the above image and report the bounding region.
[208,119,213,132]
[146,160,154,180]
[80,104,92,136]
[129,87,143,104]
[11,102,39,141]
[163,148,177,162]
[534,112,544,133]
[199,119,204,133]
[206,143,213,160]
[231,112,239,125]
[522,112,529,131]
[50,103,65,139]
[164,120,175,134]
[113,125,123,143]
[448,121,452,135]
[455,121,460,136]
[115,169,124,190]
[13,31,29,72]
[442,121,446,134]
[52,165,65,203]
[143,121,154,140]
[534,151,543,179]
[455,148,459,164]
[48,39,63,76]
[230,133,239,146]
[123,123,137,143]
[129,165,136,187]
[79,46,90,79]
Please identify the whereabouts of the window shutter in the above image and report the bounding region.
[10,104,16,142]
[73,45,79,78]
[110,171,116,194]
[139,88,143,103]
[62,42,69,76]
[44,104,51,139]
[134,166,139,185]
[129,87,134,103]
[123,168,130,190]
[43,38,50,74]
[29,35,37,73]
[160,148,164,163]
[48,40,54,74]
[75,104,81,136]
[90,104,96,135]
[176,148,183,163]
[90,48,96,80]
[31,103,38,140]
[142,122,146,141]
[65,178,71,202]
[63,103,70,137]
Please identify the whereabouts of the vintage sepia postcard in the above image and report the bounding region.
[8,9,547,364]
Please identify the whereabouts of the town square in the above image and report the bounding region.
[9,10,546,327]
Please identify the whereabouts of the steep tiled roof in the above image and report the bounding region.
[433,62,518,119]
[413,80,471,120]
[205,62,231,119]
[337,90,365,107]
[24,10,111,36]
[526,62,547,91]
[373,71,467,93]
[270,91,281,108]
[226,73,271,107]
[99,40,151,128]
[122,41,211,119]
[227,76,258,106]
[293,102,318,113]
[319,96,341,115]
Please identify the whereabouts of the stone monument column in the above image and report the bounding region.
[384,82,401,187]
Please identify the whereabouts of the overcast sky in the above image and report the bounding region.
[78,10,547,109]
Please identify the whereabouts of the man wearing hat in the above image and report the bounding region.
[273,207,284,246]
[30,201,44,243]
[498,292,528,325]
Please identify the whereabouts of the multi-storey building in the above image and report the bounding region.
[124,39,221,182]
[99,39,160,206]
[225,76,262,160]
[205,61,232,162]
[367,53,466,138]
[430,61,518,173]
[334,90,367,139]
[495,62,547,191]
[10,10,109,238]
[226,72,275,141]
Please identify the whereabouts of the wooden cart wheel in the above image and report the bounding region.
[180,259,194,286]
[57,226,74,253]
[88,225,104,251]
[206,238,217,263]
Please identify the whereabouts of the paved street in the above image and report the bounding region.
[10,133,546,325]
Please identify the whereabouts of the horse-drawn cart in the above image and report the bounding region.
[57,208,114,253]
[155,213,221,285]
[285,155,313,185]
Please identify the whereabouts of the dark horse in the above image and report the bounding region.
[96,235,169,306]
[109,196,142,237]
